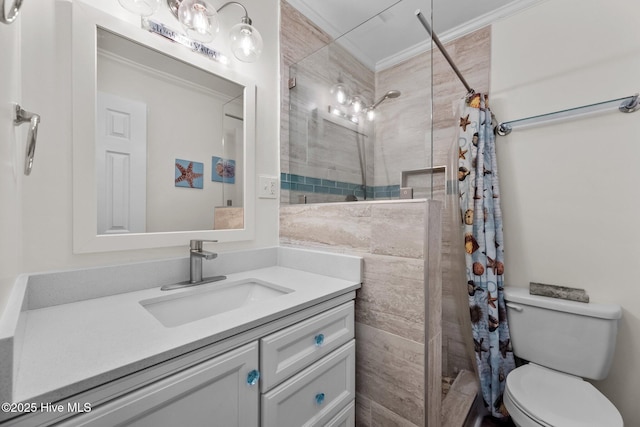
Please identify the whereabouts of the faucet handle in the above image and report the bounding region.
[190,239,218,251]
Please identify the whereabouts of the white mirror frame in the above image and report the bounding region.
[72,2,256,253]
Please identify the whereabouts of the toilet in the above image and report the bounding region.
[503,286,624,427]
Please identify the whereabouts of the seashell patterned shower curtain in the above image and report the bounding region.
[457,94,516,419]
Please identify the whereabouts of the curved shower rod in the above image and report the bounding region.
[415,9,475,99]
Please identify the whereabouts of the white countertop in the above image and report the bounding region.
[2,247,362,408]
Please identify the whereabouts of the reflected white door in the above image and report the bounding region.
[223,114,244,206]
[97,92,147,234]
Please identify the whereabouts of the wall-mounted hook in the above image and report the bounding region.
[14,104,41,176]
[1,0,24,24]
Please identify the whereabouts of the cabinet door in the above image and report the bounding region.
[60,342,259,427]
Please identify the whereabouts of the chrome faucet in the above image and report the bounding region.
[161,240,226,291]
[189,239,218,283]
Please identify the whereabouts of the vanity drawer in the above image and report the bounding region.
[261,340,355,427]
[260,301,354,390]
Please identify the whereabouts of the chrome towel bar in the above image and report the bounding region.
[496,93,639,136]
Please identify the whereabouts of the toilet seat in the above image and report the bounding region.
[505,364,623,427]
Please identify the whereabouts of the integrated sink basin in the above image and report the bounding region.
[141,279,294,327]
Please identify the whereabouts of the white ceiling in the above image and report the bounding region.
[286,0,541,71]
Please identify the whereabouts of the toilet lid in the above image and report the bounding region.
[506,364,623,427]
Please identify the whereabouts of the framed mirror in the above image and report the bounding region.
[72,2,256,253]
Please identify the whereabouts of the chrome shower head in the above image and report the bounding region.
[385,90,401,98]
[370,90,401,109]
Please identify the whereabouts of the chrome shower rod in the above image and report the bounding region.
[415,9,474,97]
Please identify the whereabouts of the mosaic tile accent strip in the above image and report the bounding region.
[281,173,400,199]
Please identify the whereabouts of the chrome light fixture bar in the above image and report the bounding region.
[496,93,639,136]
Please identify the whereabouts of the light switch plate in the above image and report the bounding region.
[259,175,278,198]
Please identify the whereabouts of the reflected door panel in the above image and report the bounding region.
[96,92,147,234]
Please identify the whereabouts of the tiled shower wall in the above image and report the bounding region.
[280,200,442,427]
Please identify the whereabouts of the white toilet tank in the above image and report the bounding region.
[504,287,622,380]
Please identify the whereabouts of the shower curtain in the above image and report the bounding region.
[457,94,515,418]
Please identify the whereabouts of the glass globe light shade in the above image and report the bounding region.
[330,83,351,106]
[351,95,366,114]
[178,0,219,43]
[229,22,264,62]
[366,108,376,121]
[118,0,160,17]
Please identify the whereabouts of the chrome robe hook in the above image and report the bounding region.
[1,0,24,24]
[14,104,41,176]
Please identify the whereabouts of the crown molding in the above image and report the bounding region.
[375,0,545,71]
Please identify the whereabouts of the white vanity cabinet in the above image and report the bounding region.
[57,342,260,427]
[12,300,356,427]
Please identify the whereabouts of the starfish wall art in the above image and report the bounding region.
[175,159,204,189]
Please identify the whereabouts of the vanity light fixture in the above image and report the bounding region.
[172,0,219,43]
[327,83,401,124]
[329,106,359,124]
[328,82,367,123]
[350,95,365,115]
[365,108,376,121]
[330,82,351,106]
[166,0,263,62]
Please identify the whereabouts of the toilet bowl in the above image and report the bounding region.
[504,363,623,427]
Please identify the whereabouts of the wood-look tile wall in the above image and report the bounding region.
[280,200,442,427]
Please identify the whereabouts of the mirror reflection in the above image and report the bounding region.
[96,28,245,234]
[284,0,434,205]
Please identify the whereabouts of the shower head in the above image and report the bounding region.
[370,90,401,109]
[385,89,401,98]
